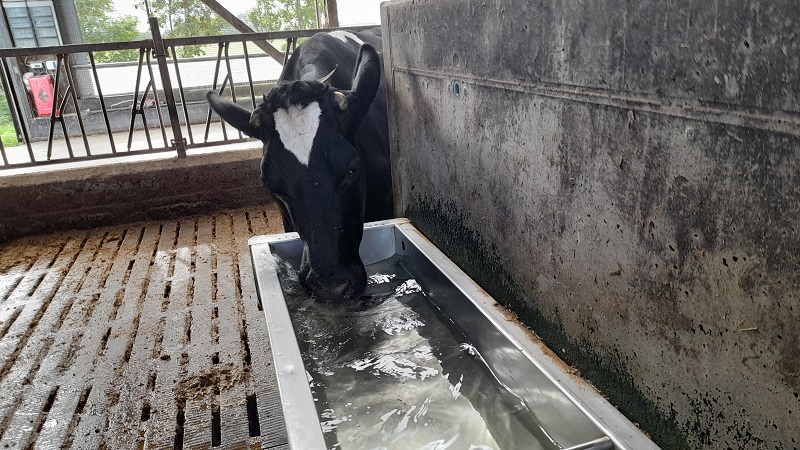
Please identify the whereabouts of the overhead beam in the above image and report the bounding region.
[199,0,284,63]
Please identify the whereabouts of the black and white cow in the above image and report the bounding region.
[207,28,392,303]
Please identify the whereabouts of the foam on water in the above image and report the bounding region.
[276,256,554,450]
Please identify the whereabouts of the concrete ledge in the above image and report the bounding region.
[0,144,271,243]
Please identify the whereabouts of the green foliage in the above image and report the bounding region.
[0,93,19,147]
[75,0,141,62]
[142,0,226,57]
[245,0,320,32]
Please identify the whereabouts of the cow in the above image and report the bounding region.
[207,28,392,303]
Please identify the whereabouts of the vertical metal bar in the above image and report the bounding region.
[149,16,187,157]
[222,42,242,139]
[138,81,155,150]
[170,45,194,146]
[242,41,257,110]
[216,75,230,141]
[1,58,34,161]
[57,86,75,159]
[47,55,66,160]
[128,48,146,151]
[144,48,169,148]
[0,58,21,163]
[0,65,22,137]
[204,43,226,143]
[0,105,8,164]
[126,109,137,150]
[283,38,292,66]
[0,127,7,165]
[284,37,297,65]
[63,54,92,156]
[88,51,117,153]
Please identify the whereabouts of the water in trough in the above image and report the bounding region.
[275,255,560,450]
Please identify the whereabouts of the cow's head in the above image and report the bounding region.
[207,44,382,303]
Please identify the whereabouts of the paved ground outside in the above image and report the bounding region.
[1,120,243,170]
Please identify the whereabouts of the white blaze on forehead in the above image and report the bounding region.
[273,101,321,166]
[329,30,365,46]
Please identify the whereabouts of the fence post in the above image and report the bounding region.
[149,17,187,158]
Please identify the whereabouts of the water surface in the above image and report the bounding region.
[276,256,555,450]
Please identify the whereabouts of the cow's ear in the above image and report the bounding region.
[351,44,381,109]
[339,44,381,140]
[206,91,259,138]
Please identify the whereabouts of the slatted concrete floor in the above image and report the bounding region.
[0,205,289,449]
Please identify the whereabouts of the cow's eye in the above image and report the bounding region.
[347,164,360,180]
[342,162,360,186]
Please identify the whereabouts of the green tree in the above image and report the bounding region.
[245,0,320,33]
[142,0,226,57]
[75,0,141,62]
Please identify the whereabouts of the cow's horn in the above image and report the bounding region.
[249,110,261,127]
[317,65,338,83]
[334,91,348,110]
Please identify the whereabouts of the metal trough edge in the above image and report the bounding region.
[250,231,327,450]
[249,219,659,450]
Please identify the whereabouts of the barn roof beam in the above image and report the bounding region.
[198,0,284,63]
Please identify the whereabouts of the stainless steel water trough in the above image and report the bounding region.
[249,218,660,450]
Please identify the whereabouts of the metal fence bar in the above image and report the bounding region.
[127,49,147,151]
[150,17,187,157]
[1,147,178,170]
[283,39,291,65]
[218,75,231,142]
[1,57,34,162]
[88,51,117,153]
[47,55,73,160]
[0,23,376,169]
[170,45,194,146]
[0,40,152,58]
[0,126,6,165]
[242,41,257,110]
[55,85,76,159]
[137,81,155,150]
[204,43,227,143]
[0,85,10,164]
[0,61,22,165]
[63,54,92,156]
[144,48,169,149]
[222,42,242,140]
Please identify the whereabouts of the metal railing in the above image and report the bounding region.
[0,19,374,170]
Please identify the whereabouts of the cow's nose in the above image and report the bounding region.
[314,281,350,303]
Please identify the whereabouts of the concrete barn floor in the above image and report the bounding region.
[0,205,290,449]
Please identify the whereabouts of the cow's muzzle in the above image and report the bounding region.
[303,266,366,303]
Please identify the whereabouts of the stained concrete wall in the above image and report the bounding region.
[0,146,271,243]
[381,1,800,448]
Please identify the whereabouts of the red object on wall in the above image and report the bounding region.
[29,75,55,117]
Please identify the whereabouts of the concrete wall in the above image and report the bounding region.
[0,146,271,243]
[381,1,800,448]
